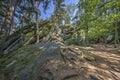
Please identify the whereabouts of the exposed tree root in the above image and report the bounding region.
[109,70,120,80]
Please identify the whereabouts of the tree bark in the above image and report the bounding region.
[114,23,119,48]
[85,25,89,45]
[35,1,40,43]
[0,0,17,54]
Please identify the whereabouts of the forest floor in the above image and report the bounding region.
[77,44,120,80]
[1,43,119,80]
[41,43,120,80]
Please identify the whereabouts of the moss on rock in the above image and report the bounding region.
[0,42,62,80]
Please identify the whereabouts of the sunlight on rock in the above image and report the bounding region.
[39,47,44,50]
[108,78,112,80]
[74,48,79,50]
[100,63,108,68]
[68,63,73,67]
[84,62,96,70]
[6,60,17,68]
[88,65,96,70]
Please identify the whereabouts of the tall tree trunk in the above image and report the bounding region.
[114,22,119,48]
[0,0,17,55]
[85,25,89,45]
[104,36,107,47]
[35,1,39,43]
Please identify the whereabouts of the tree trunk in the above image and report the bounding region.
[114,23,119,48]
[104,36,107,47]
[35,1,39,43]
[85,25,89,45]
[0,0,17,54]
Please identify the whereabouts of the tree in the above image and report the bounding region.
[97,0,120,46]
[0,0,17,54]
[75,0,120,46]
[0,0,41,54]
[35,0,40,43]
[65,3,76,24]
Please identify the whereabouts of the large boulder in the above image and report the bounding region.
[0,41,83,80]
[0,41,96,80]
[0,42,58,79]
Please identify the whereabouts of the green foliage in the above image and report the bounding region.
[74,0,120,44]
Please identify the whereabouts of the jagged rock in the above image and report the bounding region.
[0,41,81,80]
[0,41,96,80]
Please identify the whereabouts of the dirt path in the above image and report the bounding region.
[38,44,120,80]
[1,42,119,80]
[78,44,120,80]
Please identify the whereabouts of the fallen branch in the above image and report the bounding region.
[109,70,120,80]
[24,36,34,45]
[60,48,75,64]
[4,38,21,54]
[61,46,82,55]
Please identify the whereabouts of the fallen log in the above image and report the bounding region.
[4,38,22,54]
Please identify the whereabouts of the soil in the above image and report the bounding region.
[40,44,120,80]
[1,43,120,80]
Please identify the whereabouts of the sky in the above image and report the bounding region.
[39,0,79,19]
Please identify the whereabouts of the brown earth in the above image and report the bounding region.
[39,44,120,80]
